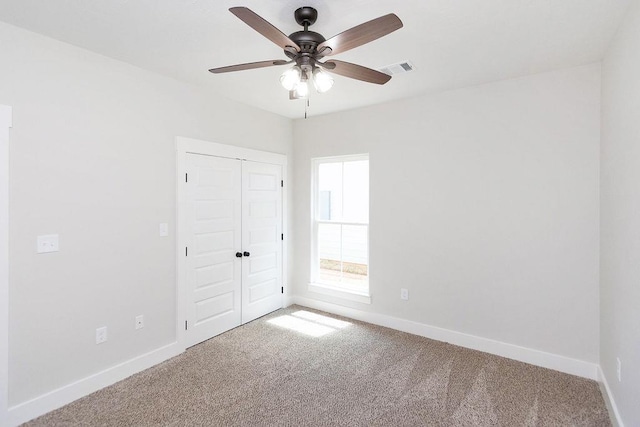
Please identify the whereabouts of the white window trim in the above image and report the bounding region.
[309,154,370,303]
[308,282,371,304]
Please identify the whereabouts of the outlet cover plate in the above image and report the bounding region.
[96,326,108,344]
[135,315,144,330]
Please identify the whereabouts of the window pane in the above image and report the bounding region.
[318,163,342,220]
[314,156,369,295]
[340,224,368,292]
[343,161,369,223]
[318,223,342,283]
[318,223,368,293]
[318,191,331,220]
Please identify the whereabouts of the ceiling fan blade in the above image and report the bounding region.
[229,7,300,52]
[321,60,391,85]
[209,59,290,74]
[317,14,403,56]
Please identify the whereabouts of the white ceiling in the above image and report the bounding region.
[0,0,631,118]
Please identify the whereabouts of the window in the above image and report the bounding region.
[311,155,369,298]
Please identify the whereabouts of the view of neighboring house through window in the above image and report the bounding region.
[312,155,369,295]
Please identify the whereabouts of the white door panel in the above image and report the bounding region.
[242,161,283,323]
[184,153,283,345]
[185,154,241,347]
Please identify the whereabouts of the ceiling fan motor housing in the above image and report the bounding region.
[287,30,325,53]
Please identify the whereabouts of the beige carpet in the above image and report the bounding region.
[25,306,610,426]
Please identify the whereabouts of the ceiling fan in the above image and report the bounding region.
[209,6,403,99]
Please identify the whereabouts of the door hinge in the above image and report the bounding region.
[281,233,284,241]
[185,320,188,330]
[185,247,188,256]
[185,173,188,183]
[281,180,283,188]
[281,286,284,294]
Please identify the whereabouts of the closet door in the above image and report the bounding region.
[185,153,242,347]
[241,161,283,323]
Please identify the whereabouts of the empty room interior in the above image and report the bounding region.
[0,0,639,425]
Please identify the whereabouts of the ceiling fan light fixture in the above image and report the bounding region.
[312,68,334,93]
[293,79,309,98]
[280,66,301,90]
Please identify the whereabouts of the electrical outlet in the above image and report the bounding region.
[96,327,108,344]
[617,357,622,382]
[135,315,144,330]
[400,288,409,300]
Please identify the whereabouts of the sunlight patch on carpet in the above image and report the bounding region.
[291,310,351,329]
[267,311,351,337]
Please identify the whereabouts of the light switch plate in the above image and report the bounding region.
[159,223,169,237]
[37,234,59,253]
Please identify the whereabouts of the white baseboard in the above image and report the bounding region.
[283,294,295,308]
[291,296,599,380]
[598,366,624,427]
[5,301,608,426]
[8,341,183,426]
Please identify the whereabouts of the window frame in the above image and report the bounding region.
[310,154,370,303]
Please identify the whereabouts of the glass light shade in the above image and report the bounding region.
[313,68,334,93]
[280,66,301,90]
[293,80,309,98]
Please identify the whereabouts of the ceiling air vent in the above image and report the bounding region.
[379,61,415,76]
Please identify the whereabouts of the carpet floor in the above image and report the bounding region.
[25,306,611,426]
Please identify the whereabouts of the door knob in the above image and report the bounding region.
[236,252,243,258]
[243,251,250,257]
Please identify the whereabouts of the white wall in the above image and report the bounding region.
[0,22,292,408]
[293,64,601,364]
[0,10,618,422]
[601,0,640,424]
[0,105,12,427]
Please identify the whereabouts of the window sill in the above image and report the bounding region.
[308,283,371,305]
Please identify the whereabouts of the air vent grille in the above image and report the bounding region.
[379,61,415,76]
